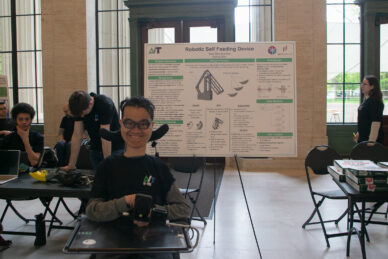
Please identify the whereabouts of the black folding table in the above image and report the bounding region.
[63,217,192,256]
[332,177,388,259]
[0,171,92,245]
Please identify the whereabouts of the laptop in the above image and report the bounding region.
[0,150,21,184]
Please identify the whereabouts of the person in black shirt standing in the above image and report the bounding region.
[353,75,384,144]
[54,104,74,166]
[62,91,124,170]
[1,103,43,166]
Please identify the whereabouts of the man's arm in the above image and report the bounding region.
[155,183,191,221]
[100,124,111,158]
[63,121,84,170]
[0,130,12,136]
[58,128,65,142]
[85,197,129,222]
[17,126,40,166]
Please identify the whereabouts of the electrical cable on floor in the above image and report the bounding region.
[234,155,263,259]
[167,222,200,249]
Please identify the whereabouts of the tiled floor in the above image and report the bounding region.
[1,168,388,259]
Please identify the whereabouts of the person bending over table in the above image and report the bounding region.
[62,91,124,170]
[1,102,43,166]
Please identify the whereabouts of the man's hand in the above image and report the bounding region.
[133,219,149,227]
[60,165,76,171]
[16,125,29,142]
[0,130,12,136]
[353,132,359,143]
[124,194,136,208]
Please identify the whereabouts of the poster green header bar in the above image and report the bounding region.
[257,132,293,136]
[256,99,293,103]
[154,120,183,125]
[256,58,292,62]
[148,59,183,63]
[185,58,255,63]
[148,76,183,80]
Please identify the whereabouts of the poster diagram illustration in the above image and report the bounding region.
[195,70,224,100]
[144,42,297,157]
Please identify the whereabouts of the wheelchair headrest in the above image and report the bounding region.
[99,124,169,143]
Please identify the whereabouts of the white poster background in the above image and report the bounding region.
[144,42,297,157]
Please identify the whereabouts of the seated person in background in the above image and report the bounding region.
[54,104,74,166]
[86,96,190,227]
[0,101,15,145]
[1,103,43,166]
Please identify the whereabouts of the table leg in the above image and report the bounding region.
[33,213,46,246]
[359,201,366,259]
[346,198,353,257]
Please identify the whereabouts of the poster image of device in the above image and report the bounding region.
[189,69,254,104]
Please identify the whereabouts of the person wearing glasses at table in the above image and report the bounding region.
[353,75,384,144]
[86,96,190,231]
[61,91,124,170]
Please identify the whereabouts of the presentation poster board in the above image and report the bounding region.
[144,42,297,157]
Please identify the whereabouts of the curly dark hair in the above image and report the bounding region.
[120,96,155,120]
[11,102,35,121]
[68,91,92,117]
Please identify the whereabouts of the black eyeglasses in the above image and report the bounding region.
[122,119,151,130]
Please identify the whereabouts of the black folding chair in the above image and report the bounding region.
[302,145,349,247]
[169,156,207,225]
[350,141,388,221]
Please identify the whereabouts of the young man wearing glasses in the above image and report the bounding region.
[86,96,190,230]
[62,91,124,170]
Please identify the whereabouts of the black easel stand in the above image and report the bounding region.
[234,155,263,259]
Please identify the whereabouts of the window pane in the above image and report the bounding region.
[327,4,343,43]
[0,53,12,85]
[17,52,36,87]
[35,15,42,50]
[18,88,36,110]
[119,48,130,85]
[344,84,358,123]
[35,0,41,13]
[381,24,388,115]
[251,6,271,42]
[119,86,131,101]
[235,6,250,42]
[36,51,42,87]
[99,49,118,85]
[99,11,117,48]
[327,45,343,83]
[98,0,117,10]
[0,0,11,16]
[0,17,12,51]
[36,87,43,123]
[148,28,175,44]
[16,0,34,15]
[238,0,250,5]
[344,4,360,43]
[118,10,130,48]
[17,16,35,50]
[344,44,360,83]
[100,86,119,107]
[190,27,217,43]
[327,83,343,123]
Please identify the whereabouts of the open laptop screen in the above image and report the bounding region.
[0,150,21,176]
